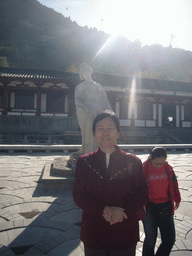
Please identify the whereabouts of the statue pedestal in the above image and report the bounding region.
[41,156,76,191]
[53,157,76,175]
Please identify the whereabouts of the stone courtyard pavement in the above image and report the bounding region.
[0,150,192,255]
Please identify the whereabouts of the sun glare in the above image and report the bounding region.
[92,35,118,60]
[38,0,192,51]
[129,76,136,119]
[89,0,189,48]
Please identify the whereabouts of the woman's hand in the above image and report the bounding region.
[103,206,127,225]
[174,202,180,210]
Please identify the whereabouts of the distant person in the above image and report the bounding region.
[73,110,149,256]
[70,63,111,162]
[142,147,181,256]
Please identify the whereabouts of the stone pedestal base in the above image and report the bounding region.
[41,156,75,191]
[53,157,76,175]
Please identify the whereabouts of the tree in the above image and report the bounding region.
[0,56,9,67]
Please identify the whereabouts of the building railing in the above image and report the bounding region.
[0,144,192,154]
[0,115,79,134]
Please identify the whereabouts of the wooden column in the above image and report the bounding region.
[2,85,7,115]
[36,87,41,116]
[158,104,162,127]
[110,92,117,113]
[68,90,73,117]
[176,104,180,128]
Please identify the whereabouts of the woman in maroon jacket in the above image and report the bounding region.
[142,147,181,256]
[73,110,149,256]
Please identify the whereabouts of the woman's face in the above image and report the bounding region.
[151,157,166,169]
[94,117,120,151]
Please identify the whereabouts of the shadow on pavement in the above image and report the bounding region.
[3,169,83,256]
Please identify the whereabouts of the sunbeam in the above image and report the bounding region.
[38,0,192,52]
[92,35,116,61]
[129,76,136,120]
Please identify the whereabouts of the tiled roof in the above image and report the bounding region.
[1,67,192,95]
[103,85,192,97]
[96,73,192,94]
[0,67,80,81]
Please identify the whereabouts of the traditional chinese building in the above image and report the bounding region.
[0,67,192,144]
[94,73,192,129]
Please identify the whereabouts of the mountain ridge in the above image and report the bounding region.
[0,0,192,82]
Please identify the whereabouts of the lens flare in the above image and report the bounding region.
[129,76,136,119]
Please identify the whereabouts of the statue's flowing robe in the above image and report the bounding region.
[75,80,112,155]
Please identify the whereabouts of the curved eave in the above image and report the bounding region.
[103,86,192,98]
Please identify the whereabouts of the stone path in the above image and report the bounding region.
[0,151,192,255]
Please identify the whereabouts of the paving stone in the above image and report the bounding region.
[174,214,184,221]
[23,197,32,203]
[34,241,51,253]
[176,232,185,239]
[176,223,190,232]
[170,251,191,255]
[61,225,81,241]
[0,247,15,256]
[184,240,192,250]
[5,213,21,221]
[13,219,25,228]
[0,221,14,231]
[45,239,83,256]
[37,235,59,249]
[22,246,43,256]
[0,152,192,255]
[30,216,48,226]
[50,233,67,245]
[186,229,192,241]
[1,202,12,207]
[184,218,192,226]
[177,221,192,230]
[0,245,7,253]
[175,239,188,250]
[139,231,145,242]
[22,219,33,227]
[49,208,82,225]
[42,220,72,232]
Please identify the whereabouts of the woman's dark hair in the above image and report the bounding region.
[149,147,167,160]
[92,110,121,135]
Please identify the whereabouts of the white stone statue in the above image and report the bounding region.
[70,63,112,161]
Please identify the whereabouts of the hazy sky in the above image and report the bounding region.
[38,0,192,52]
